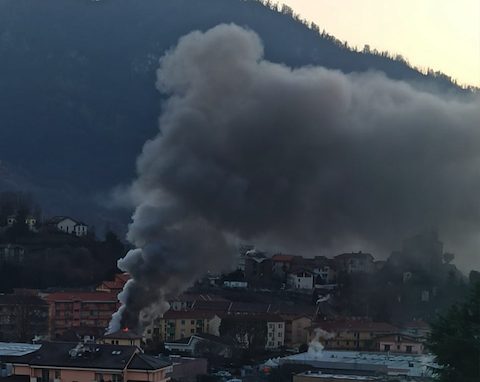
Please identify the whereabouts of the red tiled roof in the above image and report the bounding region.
[115,273,131,283]
[45,292,119,303]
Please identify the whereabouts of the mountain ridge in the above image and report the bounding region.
[0,0,472,227]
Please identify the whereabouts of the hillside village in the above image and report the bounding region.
[0,1,478,381]
[0,201,472,381]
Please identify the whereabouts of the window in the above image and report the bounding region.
[278,332,282,337]
[111,375,123,382]
[190,329,195,333]
[54,370,61,379]
[406,345,412,353]
[384,344,390,351]
[181,320,185,325]
[191,320,195,325]
[95,373,104,382]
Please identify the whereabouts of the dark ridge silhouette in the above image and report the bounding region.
[0,0,473,225]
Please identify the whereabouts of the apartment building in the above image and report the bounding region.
[2,341,172,382]
[45,292,119,338]
[265,315,286,350]
[153,310,222,342]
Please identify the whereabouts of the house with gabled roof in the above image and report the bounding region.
[44,216,88,237]
[1,342,172,382]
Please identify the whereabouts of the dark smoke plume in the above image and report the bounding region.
[109,24,480,332]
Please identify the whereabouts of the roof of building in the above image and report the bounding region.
[173,293,228,303]
[128,353,171,370]
[45,291,118,303]
[190,300,232,311]
[103,329,142,340]
[5,342,137,371]
[165,333,234,347]
[294,371,376,381]
[162,310,220,320]
[56,327,107,342]
[44,216,87,227]
[222,313,284,322]
[313,320,398,333]
[45,216,76,225]
[114,273,131,283]
[374,333,423,343]
[334,252,374,260]
[282,350,436,377]
[0,343,41,357]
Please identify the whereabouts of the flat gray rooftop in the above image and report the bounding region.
[0,343,41,357]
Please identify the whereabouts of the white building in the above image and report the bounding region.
[288,270,314,290]
[46,216,88,237]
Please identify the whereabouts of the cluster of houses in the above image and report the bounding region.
[0,271,430,357]
[227,249,383,290]
[0,216,89,264]
[0,215,88,237]
[154,300,430,356]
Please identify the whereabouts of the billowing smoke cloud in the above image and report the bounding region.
[110,24,480,332]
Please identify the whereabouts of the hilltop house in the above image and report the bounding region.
[45,216,88,237]
[288,269,314,290]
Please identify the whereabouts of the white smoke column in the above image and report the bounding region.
[308,328,335,357]
[110,23,480,331]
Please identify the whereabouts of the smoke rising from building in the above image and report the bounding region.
[110,24,480,332]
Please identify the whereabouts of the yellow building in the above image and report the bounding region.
[308,320,398,351]
[154,311,222,342]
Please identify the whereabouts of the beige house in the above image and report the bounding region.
[309,320,398,351]
[283,315,312,347]
[376,333,424,354]
[5,342,171,382]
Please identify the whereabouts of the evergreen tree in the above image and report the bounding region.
[428,282,480,381]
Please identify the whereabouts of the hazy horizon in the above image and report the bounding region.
[282,0,480,88]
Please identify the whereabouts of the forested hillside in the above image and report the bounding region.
[0,0,468,227]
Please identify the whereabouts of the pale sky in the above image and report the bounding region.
[281,0,480,87]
